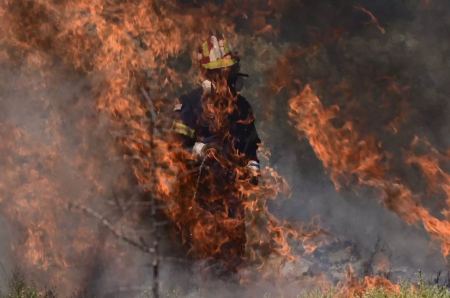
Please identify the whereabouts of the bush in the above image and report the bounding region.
[3,273,55,298]
[301,283,450,298]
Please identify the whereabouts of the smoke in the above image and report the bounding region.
[0,216,13,293]
[0,0,449,296]
[242,0,449,281]
[156,0,450,294]
[0,52,161,296]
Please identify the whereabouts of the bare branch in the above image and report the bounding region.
[354,5,386,34]
[67,201,155,254]
[139,86,160,298]
[140,87,157,122]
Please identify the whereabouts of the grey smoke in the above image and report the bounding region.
[0,58,159,296]
[1,0,449,297]
[243,0,449,282]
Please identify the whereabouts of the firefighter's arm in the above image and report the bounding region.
[172,120,207,158]
[171,97,208,158]
[171,99,196,148]
[243,110,261,177]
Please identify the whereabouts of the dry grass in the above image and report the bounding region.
[301,283,450,298]
[2,273,55,298]
[2,274,450,298]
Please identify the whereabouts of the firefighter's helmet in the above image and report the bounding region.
[198,35,238,70]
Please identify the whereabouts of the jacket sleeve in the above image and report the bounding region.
[238,96,261,162]
[244,122,261,162]
[171,95,196,148]
[242,120,261,162]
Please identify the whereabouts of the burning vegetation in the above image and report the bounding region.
[0,0,449,297]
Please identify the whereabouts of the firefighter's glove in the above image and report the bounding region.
[201,80,213,95]
[192,142,207,158]
[246,160,261,177]
[246,160,260,186]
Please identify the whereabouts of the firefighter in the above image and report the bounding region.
[172,34,261,177]
[171,35,261,269]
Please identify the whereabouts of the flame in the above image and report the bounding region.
[406,136,450,218]
[289,85,450,257]
[353,5,386,34]
[4,0,437,293]
[0,0,328,288]
[341,268,400,297]
[0,123,104,293]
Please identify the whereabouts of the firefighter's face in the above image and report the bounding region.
[204,68,229,81]
[203,64,242,94]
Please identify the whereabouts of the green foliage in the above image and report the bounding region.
[4,274,39,298]
[300,283,450,298]
[2,274,449,298]
[2,273,55,298]
[362,283,450,298]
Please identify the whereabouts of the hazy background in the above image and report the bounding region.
[0,0,449,297]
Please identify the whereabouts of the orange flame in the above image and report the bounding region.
[342,269,400,297]
[289,85,450,257]
[0,1,329,287]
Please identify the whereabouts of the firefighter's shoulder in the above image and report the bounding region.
[236,94,254,116]
[173,88,202,112]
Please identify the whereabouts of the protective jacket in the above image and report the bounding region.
[173,87,260,163]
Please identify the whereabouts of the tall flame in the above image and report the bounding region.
[0,0,322,289]
[289,85,450,257]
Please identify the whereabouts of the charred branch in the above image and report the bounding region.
[67,201,155,254]
[140,86,160,298]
